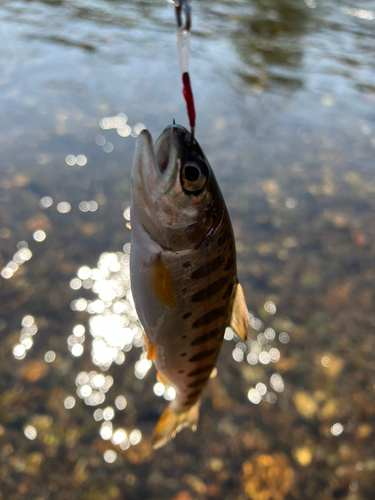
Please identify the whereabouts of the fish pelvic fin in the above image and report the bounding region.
[229,283,249,342]
[143,333,157,361]
[153,399,200,450]
[157,370,173,386]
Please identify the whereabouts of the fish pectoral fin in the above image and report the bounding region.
[156,371,173,386]
[153,400,201,450]
[229,283,249,342]
[143,333,156,361]
[149,255,176,310]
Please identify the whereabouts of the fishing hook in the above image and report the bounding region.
[174,0,191,31]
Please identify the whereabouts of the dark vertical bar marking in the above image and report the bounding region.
[189,348,216,362]
[190,327,221,346]
[191,255,225,280]
[192,307,226,328]
[187,376,209,389]
[187,365,213,378]
[191,277,228,303]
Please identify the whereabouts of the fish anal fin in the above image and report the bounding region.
[157,371,172,386]
[153,400,200,450]
[143,333,156,361]
[149,255,176,310]
[229,283,249,342]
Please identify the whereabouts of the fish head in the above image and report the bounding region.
[131,124,224,250]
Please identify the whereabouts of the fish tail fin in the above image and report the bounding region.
[153,399,200,450]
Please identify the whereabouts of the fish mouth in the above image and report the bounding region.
[132,124,193,196]
[155,124,191,175]
[132,123,204,204]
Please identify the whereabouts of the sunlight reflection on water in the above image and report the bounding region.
[63,238,289,460]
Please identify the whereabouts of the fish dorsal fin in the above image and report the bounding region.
[229,283,249,342]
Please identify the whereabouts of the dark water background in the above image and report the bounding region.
[1,1,375,499]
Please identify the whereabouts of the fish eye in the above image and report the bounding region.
[180,156,208,194]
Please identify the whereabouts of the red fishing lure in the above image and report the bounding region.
[182,71,196,142]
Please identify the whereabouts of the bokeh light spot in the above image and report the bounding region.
[39,196,53,209]
[115,396,127,410]
[57,202,71,214]
[13,344,26,360]
[104,450,117,463]
[72,344,84,357]
[129,430,142,445]
[70,278,82,290]
[331,423,344,436]
[33,230,46,242]
[24,426,37,440]
[94,409,104,421]
[73,324,85,336]
[44,351,56,363]
[279,332,290,344]
[164,387,176,401]
[112,429,127,445]
[100,423,113,441]
[64,396,76,409]
[153,383,165,397]
[103,407,115,421]
[248,389,261,404]
[65,154,76,166]
[264,301,277,314]
[76,155,87,166]
[270,374,284,393]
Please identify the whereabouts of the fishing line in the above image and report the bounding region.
[170,0,196,147]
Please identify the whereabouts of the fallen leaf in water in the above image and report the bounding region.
[26,214,52,233]
[78,222,98,235]
[20,360,48,382]
[14,174,30,187]
[25,452,43,477]
[356,423,372,439]
[73,458,89,485]
[124,439,152,464]
[242,453,294,500]
[262,179,279,195]
[350,228,368,246]
[319,399,340,420]
[326,283,351,309]
[293,446,312,467]
[293,392,317,420]
[171,492,194,500]
[317,353,344,378]
[183,474,207,495]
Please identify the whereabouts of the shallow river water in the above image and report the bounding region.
[0,1,374,499]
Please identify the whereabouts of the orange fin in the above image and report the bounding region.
[153,400,200,450]
[157,371,171,386]
[143,333,156,361]
[229,283,249,342]
[149,255,176,309]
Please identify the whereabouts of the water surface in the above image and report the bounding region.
[0,1,374,499]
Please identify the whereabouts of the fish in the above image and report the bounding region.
[130,123,248,449]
